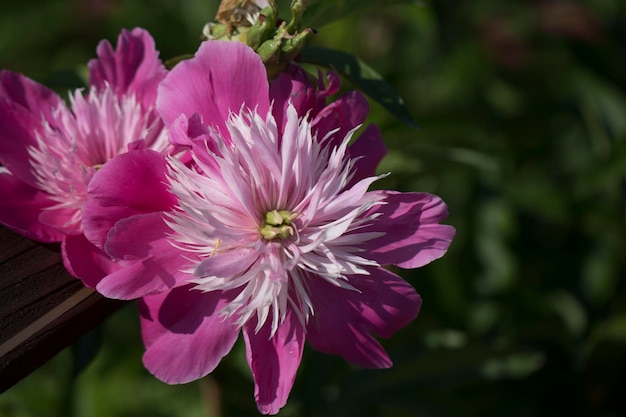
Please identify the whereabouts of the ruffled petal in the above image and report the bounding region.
[306,267,421,368]
[359,191,456,268]
[243,308,305,415]
[0,70,62,127]
[157,41,270,135]
[0,170,64,242]
[62,233,121,288]
[88,27,167,108]
[97,212,191,299]
[83,148,175,248]
[139,286,240,384]
[347,124,387,187]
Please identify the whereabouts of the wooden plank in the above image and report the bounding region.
[0,227,125,392]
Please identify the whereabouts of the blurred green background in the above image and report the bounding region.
[1,0,626,416]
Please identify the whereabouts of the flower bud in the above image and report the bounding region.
[203,0,314,79]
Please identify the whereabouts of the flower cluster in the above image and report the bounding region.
[0,28,169,286]
[0,25,455,415]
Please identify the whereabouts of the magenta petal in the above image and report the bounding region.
[139,286,240,384]
[95,258,165,300]
[306,267,421,368]
[0,171,63,242]
[243,309,305,415]
[0,70,62,127]
[88,27,166,108]
[312,90,369,148]
[105,212,174,260]
[38,206,81,236]
[96,213,190,299]
[167,113,220,174]
[157,41,270,134]
[62,234,121,288]
[84,149,175,248]
[347,124,387,186]
[360,191,455,268]
[269,71,303,131]
[0,99,46,186]
[269,68,340,135]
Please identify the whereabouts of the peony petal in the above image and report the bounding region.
[88,27,166,108]
[306,267,421,368]
[167,113,220,174]
[62,233,121,288]
[0,99,47,186]
[269,69,305,131]
[269,65,337,131]
[195,248,259,279]
[243,309,305,415]
[97,212,191,299]
[312,90,369,148]
[359,191,456,268]
[139,286,240,384]
[347,124,387,187]
[0,170,64,242]
[0,70,63,127]
[83,148,175,248]
[38,206,82,236]
[157,41,270,135]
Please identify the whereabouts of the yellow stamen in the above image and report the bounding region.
[210,238,222,256]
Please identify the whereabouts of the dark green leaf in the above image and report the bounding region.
[300,46,418,128]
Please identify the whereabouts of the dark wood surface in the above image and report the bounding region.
[0,227,125,393]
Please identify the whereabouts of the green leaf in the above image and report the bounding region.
[300,46,418,128]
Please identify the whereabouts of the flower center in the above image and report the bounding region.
[260,209,297,240]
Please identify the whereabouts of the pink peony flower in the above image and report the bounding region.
[0,28,169,287]
[84,41,455,414]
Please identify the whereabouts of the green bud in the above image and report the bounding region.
[203,0,315,80]
[285,0,307,35]
[256,38,282,64]
[280,28,313,60]
[245,5,278,50]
